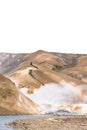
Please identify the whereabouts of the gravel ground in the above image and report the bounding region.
[8,115,87,130]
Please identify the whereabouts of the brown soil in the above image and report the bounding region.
[9,115,87,130]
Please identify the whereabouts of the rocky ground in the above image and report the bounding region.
[8,115,87,130]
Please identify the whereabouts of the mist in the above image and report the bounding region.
[20,81,87,114]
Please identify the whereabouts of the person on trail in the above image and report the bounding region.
[29,62,39,69]
[29,69,32,75]
[30,62,32,66]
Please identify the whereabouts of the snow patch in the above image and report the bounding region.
[12,54,16,58]
[0,61,2,65]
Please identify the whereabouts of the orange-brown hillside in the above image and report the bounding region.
[4,50,86,94]
[0,74,40,115]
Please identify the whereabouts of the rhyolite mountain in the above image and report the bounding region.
[0,50,87,114]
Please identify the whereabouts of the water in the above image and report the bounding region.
[0,115,43,130]
[0,112,79,130]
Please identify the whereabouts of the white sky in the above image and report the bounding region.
[0,0,87,53]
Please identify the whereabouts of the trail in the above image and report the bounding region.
[28,63,44,85]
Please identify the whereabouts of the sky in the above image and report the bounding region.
[0,0,87,53]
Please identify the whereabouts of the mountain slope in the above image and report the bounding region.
[0,53,29,74]
[61,56,87,83]
[0,74,40,115]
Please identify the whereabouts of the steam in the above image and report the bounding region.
[20,81,87,114]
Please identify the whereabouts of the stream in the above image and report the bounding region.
[0,110,78,130]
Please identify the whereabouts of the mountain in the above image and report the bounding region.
[0,50,87,114]
[0,53,29,74]
[7,50,85,89]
